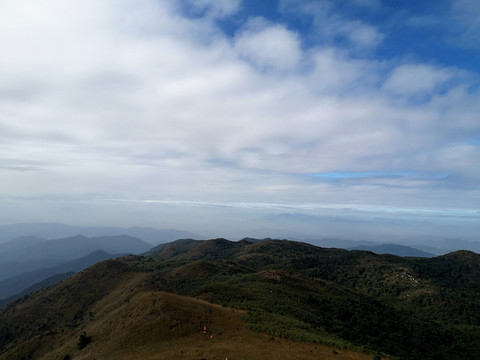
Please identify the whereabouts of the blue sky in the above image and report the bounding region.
[211,0,480,72]
[0,0,479,242]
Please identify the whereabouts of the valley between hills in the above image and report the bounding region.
[1,238,480,360]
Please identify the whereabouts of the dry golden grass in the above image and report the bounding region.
[29,288,374,360]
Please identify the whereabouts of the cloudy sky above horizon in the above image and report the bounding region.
[1,0,479,241]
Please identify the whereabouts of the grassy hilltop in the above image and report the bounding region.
[1,238,480,359]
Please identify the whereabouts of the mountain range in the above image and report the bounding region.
[0,222,201,244]
[2,238,480,359]
[0,235,151,282]
[3,222,479,255]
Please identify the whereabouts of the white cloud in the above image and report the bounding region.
[343,22,384,50]
[436,144,480,181]
[382,64,457,98]
[306,49,381,93]
[234,18,302,71]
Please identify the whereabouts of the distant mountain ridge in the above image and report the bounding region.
[0,235,152,281]
[349,243,435,257]
[238,237,436,257]
[0,222,202,244]
[0,235,150,262]
[2,222,478,254]
[0,236,45,252]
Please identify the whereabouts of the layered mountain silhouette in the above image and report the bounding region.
[0,222,201,244]
[0,250,118,301]
[0,235,151,281]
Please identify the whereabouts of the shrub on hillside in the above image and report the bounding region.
[77,332,92,349]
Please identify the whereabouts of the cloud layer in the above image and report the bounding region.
[0,0,479,239]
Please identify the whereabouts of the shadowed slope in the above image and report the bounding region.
[0,250,117,301]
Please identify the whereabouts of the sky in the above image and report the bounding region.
[1,0,479,242]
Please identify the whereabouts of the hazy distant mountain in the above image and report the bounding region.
[302,237,379,249]
[0,236,46,253]
[120,226,202,244]
[0,250,117,300]
[0,235,151,281]
[299,237,475,256]
[349,244,435,257]
[239,237,380,249]
[0,235,150,262]
[0,222,201,244]
[425,238,480,254]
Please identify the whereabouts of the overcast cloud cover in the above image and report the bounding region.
[1,0,479,241]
